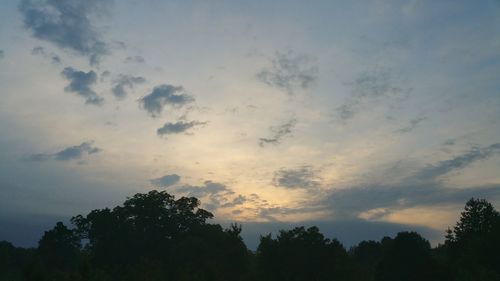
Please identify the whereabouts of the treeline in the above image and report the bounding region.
[1,191,500,281]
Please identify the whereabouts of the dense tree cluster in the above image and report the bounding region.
[1,192,499,281]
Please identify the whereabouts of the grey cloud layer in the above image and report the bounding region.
[257,51,318,95]
[259,119,297,146]
[140,84,194,117]
[411,143,500,183]
[273,166,320,189]
[322,143,500,218]
[19,0,111,65]
[150,174,181,188]
[111,75,146,99]
[61,67,103,105]
[29,141,101,162]
[157,121,206,136]
[0,50,4,59]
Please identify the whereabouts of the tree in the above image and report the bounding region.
[444,198,500,280]
[257,226,354,281]
[350,240,383,281]
[446,198,500,243]
[375,232,440,281]
[70,190,250,281]
[38,222,81,271]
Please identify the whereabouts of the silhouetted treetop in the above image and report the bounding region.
[446,198,500,244]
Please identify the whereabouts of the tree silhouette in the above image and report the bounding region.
[257,226,354,281]
[444,198,500,280]
[1,194,499,281]
[374,231,441,281]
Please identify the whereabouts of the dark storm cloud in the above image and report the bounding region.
[335,68,412,122]
[124,55,145,64]
[28,141,102,162]
[31,46,61,64]
[272,166,320,189]
[150,174,181,188]
[259,119,297,147]
[257,51,318,95]
[156,121,206,136]
[140,84,194,117]
[19,0,111,66]
[111,75,146,99]
[322,143,500,218]
[394,117,426,134]
[61,67,103,105]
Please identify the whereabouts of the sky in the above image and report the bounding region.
[1,0,500,249]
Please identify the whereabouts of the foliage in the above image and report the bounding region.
[1,194,499,281]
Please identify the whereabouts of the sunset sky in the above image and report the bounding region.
[1,0,500,248]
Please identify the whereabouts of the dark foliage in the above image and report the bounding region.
[1,192,499,281]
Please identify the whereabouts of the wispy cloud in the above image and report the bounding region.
[259,119,297,147]
[124,55,145,64]
[335,68,412,122]
[31,46,61,64]
[257,51,318,96]
[322,143,500,219]
[394,117,426,134]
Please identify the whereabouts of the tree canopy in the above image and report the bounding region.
[1,192,499,281]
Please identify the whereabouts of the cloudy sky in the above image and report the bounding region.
[1,0,500,248]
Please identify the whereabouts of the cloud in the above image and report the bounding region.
[259,119,297,146]
[220,195,247,208]
[31,46,61,64]
[272,166,320,189]
[139,84,194,117]
[157,121,206,136]
[28,141,102,162]
[394,117,426,134]
[150,174,181,188]
[19,0,111,66]
[0,50,4,59]
[335,68,412,122]
[172,181,248,211]
[111,74,146,99]
[61,67,103,105]
[179,181,230,198]
[124,55,145,64]
[322,143,500,218]
[257,50,318,95]
[410,143,500,183]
